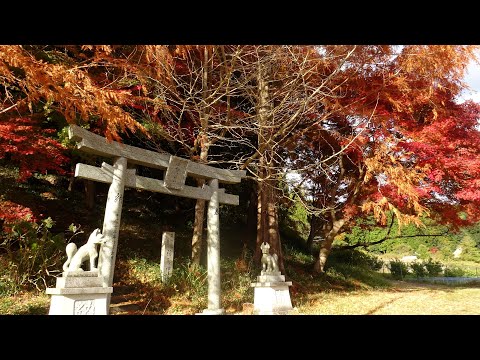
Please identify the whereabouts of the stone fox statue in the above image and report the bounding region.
[63,228,106,272]
[260,242,279,274]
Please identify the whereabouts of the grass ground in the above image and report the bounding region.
[2,247,480,315]
[2,278,480,315]
[296,280,480,315]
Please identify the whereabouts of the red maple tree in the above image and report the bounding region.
[0,117,69,182]
[287,46,480,272]
[0,116,70,227]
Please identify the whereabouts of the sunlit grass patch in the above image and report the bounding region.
[0,291,49,315]
[329,263,391,288]
[296,281,480,315]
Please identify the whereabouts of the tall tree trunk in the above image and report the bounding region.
[191,139,209,266]
[313,218,345,273]
[255,175,283,271]
[254,60,285,272]
[242,181,257,262]
[84,179,95,210]
[313,155,348,273]
[191,180,206,266]
[266,180,284,273]
[255,166,266,264]
[68,165,75,192]
[191,47,212,267]
[306,214,321,254]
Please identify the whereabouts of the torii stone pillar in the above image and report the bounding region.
[201,178,223,314]
[98,156,127,306]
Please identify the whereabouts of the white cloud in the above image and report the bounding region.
[461,91,480,103]
[457,51,480,104]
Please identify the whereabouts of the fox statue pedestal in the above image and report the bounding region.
[46,228,113,315]
[46,270,113,315]
[251,272,293,315]
[251,242,293,315]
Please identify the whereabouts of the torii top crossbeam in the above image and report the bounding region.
[69,125,245,184]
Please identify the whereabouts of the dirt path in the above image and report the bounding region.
[297,281,480,315]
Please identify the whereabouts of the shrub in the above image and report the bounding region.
[329,249,384,271]
[388,259,409,279]
[0,217,73,293]
[0,199,37,227]
[443,266,465,277]
[424,258,443,277]
[0,257,17,296]
[410,262,427,278]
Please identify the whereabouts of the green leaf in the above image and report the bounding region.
[43,217,54,229]
[68,223,77,233]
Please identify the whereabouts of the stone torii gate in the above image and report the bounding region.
[63,125,245,314]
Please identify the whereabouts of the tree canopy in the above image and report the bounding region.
[1,45,479,272]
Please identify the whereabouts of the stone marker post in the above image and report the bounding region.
[160,232,175,282]
[201,178,224,314]
[99,156,127,306]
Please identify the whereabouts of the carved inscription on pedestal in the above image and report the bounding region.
[74,300,95,315]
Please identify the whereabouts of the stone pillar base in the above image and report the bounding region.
[197,308,225,315]
[251,275,293,315]
[46,271,113,315]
